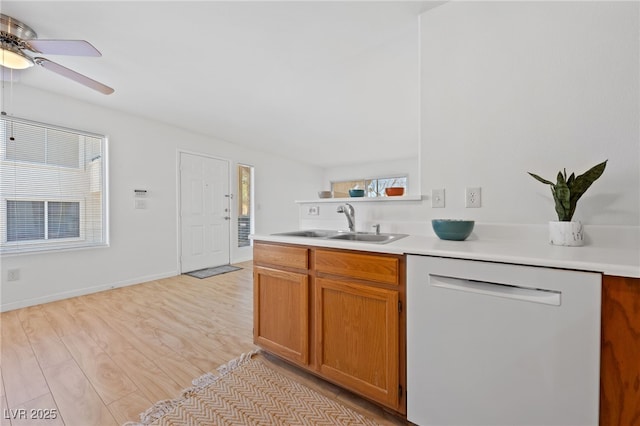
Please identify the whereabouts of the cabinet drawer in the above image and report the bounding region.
[254,243,309,270]
[315,249,400,285]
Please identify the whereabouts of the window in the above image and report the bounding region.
[331,176,407,198]
[1,116,107,254]
[237,164,253,247]
[6,200,80,242]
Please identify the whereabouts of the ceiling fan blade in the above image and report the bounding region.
[34,57,114,95]
[27,40,101,57]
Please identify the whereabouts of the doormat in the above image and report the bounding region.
[185,265,242,279]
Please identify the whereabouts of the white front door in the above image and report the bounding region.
[179,152,230,272]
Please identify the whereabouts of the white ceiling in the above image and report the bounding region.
[2,1,441,167]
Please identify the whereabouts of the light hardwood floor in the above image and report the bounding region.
[1,261,407,426]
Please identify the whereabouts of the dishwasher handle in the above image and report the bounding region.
[429,274,561,306]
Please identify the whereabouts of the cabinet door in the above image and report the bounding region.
[601,275,640,426]
[254,266,309,365]
[315,277,399,409]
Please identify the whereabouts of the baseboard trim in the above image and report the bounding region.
[0,270,178,312]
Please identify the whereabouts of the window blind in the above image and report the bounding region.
[0,115,107,254]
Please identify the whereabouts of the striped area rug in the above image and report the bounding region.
[125,351,380,425]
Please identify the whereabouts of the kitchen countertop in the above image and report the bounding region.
[251,232,640,278]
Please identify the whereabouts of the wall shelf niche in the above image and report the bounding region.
[295,195,423,204]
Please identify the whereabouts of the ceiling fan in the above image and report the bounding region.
[0,14,114,95]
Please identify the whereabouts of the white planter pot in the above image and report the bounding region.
[549,221,584,246]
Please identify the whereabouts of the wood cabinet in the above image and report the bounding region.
[253,244,309,366]
[314,248,404,411]
[315,277,400,409]
[253,242,406,414]
[600,275,640,426]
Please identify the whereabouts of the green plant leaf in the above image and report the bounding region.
[569,160,607,206]
[556,171,566,186]
[529,160,606,222]
[554,172,571,221]
[528,172,554,185]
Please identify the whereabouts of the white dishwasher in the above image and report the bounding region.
[407,255,601,426]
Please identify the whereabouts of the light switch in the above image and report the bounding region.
[431,189,445,208]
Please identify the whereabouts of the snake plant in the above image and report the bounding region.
[528,160,607,222]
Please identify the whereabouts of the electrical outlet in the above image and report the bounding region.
[431,189,445,208]
[466,187,481,208]
[7,269,20,281]
[307,205,319,216]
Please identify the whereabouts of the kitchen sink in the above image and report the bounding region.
[328,233,408,244]
[272,230,407,244]
[272,230,335,238]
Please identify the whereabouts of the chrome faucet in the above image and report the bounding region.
[336,203,355,232]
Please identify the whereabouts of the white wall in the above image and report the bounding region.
[300,1,639,238]
[299,199,430,235]
[0,85,323,311]
[420,1,639,225]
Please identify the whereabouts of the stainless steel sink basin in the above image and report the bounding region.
[328,233,408,244]
[272,230,335,238]
[271,230,407,244]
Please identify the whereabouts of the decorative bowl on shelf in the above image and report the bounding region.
[432,219,475,241]
[318,191,332,198]
[385,187,405,197]
[349,189,365,197]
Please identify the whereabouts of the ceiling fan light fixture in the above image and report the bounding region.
[0,14,113,94]
[0,44,33,69]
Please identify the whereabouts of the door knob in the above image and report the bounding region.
[224,216,231,220]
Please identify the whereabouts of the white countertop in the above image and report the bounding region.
[251,231,640,278]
